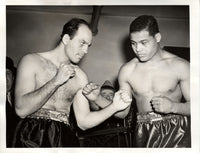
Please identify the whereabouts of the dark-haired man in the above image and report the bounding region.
[13,18,131,147]
[118,15,190,147]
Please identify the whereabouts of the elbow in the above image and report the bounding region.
[77,123,88,131]
[15,104,28,119]
[15,97,30,119]
[79,126,87,131]
[15,109,26,119]
[15,108,26,119]
[114,114,126,119]
[76,120,90,131]
[114,112,127,119]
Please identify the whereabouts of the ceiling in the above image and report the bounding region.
[7,6,189,19]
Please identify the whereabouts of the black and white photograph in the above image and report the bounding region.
[1,0,199,153]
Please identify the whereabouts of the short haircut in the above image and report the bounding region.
[61,18,91,39]
[130,15,159,36]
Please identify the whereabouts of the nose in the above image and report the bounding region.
[105,95,112,101]
[82,45,88,54]
[135,43,142,53]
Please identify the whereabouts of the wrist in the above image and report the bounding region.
[110,102,119,113]
[94,94,101,102]
[51,77,63,87]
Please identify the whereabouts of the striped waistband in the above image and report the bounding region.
[137,112,179,123]
[27,108,70,125]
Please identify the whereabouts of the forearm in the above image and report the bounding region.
[171,101,190,116]
[94,95,112,108]
[15,78,60,118]
[74,89,131,130]
[77,103,117,130]
[89,101,101,111]
[114,105,130,119]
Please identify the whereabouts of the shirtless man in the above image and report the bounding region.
[83,15,190,147]
[13,18,131,147]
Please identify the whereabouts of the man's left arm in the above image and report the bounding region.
[171,59,190,115]
[151,59,190,115]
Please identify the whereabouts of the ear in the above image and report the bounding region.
[155,33,161,43]
[62,34,70,45]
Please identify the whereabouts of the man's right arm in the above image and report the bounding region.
[15,54,74,118]
[82,65,133,119]
[114,65,133,119]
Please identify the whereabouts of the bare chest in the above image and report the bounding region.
[129,65,179,96]
[35,63,81,104]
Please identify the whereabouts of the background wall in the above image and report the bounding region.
[6,6,189,87]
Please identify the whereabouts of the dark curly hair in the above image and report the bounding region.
[130,15,159,36]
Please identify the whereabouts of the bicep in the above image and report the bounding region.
[73,70,90,123]
[115,67,132,118]
[73,89,90,124]
[180,74,190,101]
[15,56,36,101]
[118,68,132,96]
[178,62,190,101]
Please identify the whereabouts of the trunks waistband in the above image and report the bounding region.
[137,111,180,123]
[27,108,70,125]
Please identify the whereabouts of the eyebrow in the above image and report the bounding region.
[82,40,91,46]
[130,39,148,43]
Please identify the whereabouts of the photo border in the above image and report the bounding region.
[0,0,199,153]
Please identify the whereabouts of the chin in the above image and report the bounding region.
[138,58,148,62]
[71,59,80,64]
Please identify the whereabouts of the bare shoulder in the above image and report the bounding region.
[18,53,41,71]
[16,53,42,90]
[119,58,138,76]
[118,58,138,84]
[172,56,189,78]
[173,56,189,68]
[164,51,189,68]
[163,51,189,77]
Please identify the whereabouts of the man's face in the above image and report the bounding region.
[6,69,14,92]
[100,88,115,101]
[130,30,159,62]
[66,24,92,64]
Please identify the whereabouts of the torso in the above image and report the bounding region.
[33,53,85,114]
[126,52,183,113]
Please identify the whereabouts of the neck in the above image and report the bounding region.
[50,42,71,66]
[147,46,164,63]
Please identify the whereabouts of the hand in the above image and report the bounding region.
[82,82,100,101]
[55,62,76,85]
[151,96,174,114]
[112,90,132,111]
